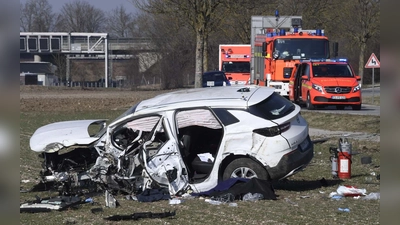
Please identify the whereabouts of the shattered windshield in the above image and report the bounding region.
[94,103,139,137]
[273,38,329,60]
[312,64,354,78]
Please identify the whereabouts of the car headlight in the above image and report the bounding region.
[312,83,324,93]
[353,84,361,92]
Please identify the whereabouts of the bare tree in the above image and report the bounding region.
[337,0,380,83]
[56,0,105,32]
[20,0,55,32]
[105,5,135,38]
[222,0,279,44]
[131,0,227,88]
[52,53,67,82]
[132,12,195,89]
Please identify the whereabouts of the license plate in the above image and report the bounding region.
[299,138,309,151]
[332,96,346,99]
[206,81,215,86]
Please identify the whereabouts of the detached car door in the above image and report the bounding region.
[141,116,188,195]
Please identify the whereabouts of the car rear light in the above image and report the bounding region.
[253,122,291,137]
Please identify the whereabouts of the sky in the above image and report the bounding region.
[20,0,138,14]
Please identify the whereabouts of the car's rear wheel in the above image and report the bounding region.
[222,158,269,180]
[352,104,362,110]
[306,93,315,110]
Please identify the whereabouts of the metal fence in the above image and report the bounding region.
[52,81,125,88]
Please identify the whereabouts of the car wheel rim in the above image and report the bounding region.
[231,167,258,179]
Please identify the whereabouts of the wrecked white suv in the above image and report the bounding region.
[29,86,313,195]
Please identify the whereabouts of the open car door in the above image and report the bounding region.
[141,116,188,196]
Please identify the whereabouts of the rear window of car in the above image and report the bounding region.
[203,72,226,81]
[248,93,295,120]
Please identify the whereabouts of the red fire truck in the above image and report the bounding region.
[219,44,251,85]
[251,13,336,97]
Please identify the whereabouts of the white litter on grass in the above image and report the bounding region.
[205,199,222,205]
[181,193,195,199]
[329,192,338,198]
[336,185,367,196]
[169,198,183,205]
[363,192,380,200]
[21,180,30,183]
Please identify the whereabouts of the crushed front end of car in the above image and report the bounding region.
[29,119,107,194]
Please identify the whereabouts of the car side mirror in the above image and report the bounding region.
[301,75,308,80]
[355,75,361,81]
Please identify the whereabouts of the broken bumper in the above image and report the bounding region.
[267,135,314,180]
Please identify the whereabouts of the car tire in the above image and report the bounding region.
[336,105,345,110]
[306,93,315,110]
[352,104,362,110]
[222,158,269,180]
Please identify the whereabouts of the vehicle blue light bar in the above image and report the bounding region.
[301,59,327,62]
[293,27,298,33]
[316,29,322,36]
[300,58,348,63]
[279,29,286,36]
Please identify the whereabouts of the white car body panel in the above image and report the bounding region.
[140,115,188,195]
[30,119,106,153]
[224,109,288,167]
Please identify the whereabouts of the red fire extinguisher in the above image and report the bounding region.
[337,138,352,179]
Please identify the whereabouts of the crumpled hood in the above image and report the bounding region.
[30,119,107,153]
[313,77,358,86]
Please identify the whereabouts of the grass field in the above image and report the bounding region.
[19,87,380,225]
[363,96,380,106]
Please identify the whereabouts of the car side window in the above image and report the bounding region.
[214,73,225,82]
[175,108,223,161]
[111,116,163,152]
[143,118,169,158]
[302,64,310,79]
[295,64,302,79]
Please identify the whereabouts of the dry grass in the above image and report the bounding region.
[362,96,380,106]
